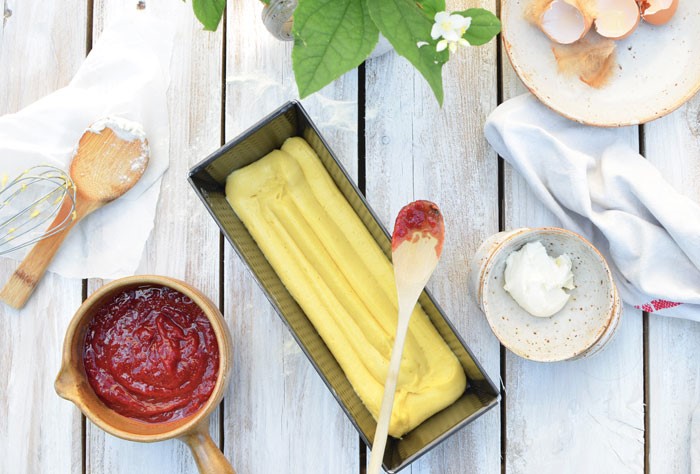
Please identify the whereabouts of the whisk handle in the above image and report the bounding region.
[0,198,96,309]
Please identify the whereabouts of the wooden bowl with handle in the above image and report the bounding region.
[54,275,235,474]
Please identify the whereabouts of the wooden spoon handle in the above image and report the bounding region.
[0,198,91,309]
[180,422,236,474]
[367,301,414,474]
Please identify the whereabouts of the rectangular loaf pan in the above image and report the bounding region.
[188,101,500,473]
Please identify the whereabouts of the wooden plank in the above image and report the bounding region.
[85,1,223,473]
[645,94,700,474]
[0,1,86,473]
[0,0,86,113]
[222,2,360,473]
[501,44,645,473]
[364,0,501,471]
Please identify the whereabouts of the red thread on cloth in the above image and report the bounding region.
[634,300,681,312]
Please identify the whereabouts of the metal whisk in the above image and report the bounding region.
[0,165,77,256]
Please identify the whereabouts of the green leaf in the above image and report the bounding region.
[292,0,379,98]
[458,8,501,46]
[416,0,445,19]
[192,0,226,31]
[367,0,448,105]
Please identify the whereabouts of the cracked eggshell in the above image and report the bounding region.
[594,0,641,40]
[639,0,679,25]
[503,0,700,126]
[540,0,594,44]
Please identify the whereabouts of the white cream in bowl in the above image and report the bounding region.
[503,241,575,318]
[468,228,621,362]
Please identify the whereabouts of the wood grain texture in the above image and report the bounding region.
[501,46,645,474]
[365,1,501,471]
[2,1,698,473]
[0,0,86,113]
[0,0,85,473]
[85,1,223,473]
[222,2,360,473]
[645,94,700,474]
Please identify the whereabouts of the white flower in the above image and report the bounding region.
[431,11,472,53]
[436,37,471,53]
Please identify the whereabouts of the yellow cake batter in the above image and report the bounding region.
[226,137,466,437]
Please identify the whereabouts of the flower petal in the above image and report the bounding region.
[450,14,469,27]
[431,23,444,40]
[434,11,450,23]
[458,18,472,36]
[436,40,448,52]
[442,29,461,42]
[450,14,472,35]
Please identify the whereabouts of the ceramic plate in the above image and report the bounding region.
[502,0,700,126]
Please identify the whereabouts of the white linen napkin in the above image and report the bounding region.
[693,405,700,473]
[0,9,176,279]
[484,93,700,322]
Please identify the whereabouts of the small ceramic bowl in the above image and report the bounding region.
[468,228,622,362]
[55,275,235,474]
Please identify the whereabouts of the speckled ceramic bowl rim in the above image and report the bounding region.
[473,228,532,309]
[501,6,700,127]
[569,286,622,360]
[478,227,620,362]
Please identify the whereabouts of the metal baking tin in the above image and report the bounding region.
[188,101,500,473]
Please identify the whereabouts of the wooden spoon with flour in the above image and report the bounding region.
[0,118,149,309]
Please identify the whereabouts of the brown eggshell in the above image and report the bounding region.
[640,0,679,25]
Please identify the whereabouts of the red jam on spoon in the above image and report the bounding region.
[82,285,219,424]
[391,200,445,256]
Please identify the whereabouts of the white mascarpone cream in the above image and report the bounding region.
[88,116,147,143]
[503,241,575,318]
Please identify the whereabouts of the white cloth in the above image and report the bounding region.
[485,93,700,321]
[0,10,175,279]
[693,405,700,473]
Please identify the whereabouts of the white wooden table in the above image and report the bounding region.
[2,1,699,473]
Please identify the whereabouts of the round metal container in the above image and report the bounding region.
[261,0,297,41]
[260,0,393,57]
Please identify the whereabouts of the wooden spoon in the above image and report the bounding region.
[367,200,445,474]
[0,119,149,309]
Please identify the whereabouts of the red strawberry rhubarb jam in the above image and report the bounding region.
[392,200,445,256]
[82,285,219,423]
